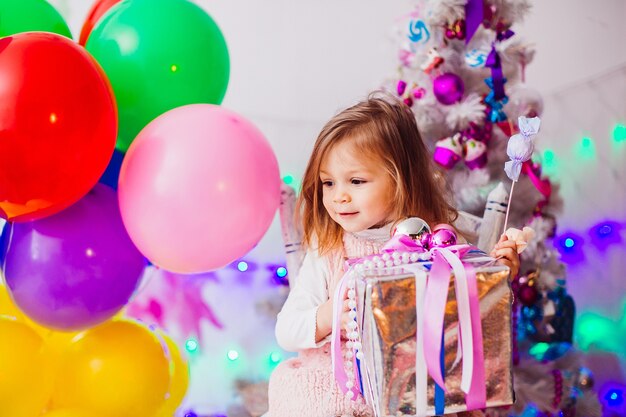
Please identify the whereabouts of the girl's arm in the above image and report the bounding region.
[275,250,331,352]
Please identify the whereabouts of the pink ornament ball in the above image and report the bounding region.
[419,232,432,249]
[431,226,457,247]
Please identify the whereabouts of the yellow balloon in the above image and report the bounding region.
[154,331,190,416]
[45,330,80,356]
[52,319,170,417]
[0,282,24,319]
[41,409,106,417]
[0,317,55,417]
[0,283,63,336]
[0,283,80,374]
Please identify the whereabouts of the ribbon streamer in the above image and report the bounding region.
[485,46,505,101]
[485,30,515,101]
[522,161,552,202]
[464,0,484,44]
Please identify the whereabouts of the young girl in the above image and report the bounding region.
[268,95,520,417]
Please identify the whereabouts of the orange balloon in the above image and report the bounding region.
[52,319,170,417]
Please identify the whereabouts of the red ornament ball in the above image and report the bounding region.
[518,283,540,306]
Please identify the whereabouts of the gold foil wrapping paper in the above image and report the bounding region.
[358,255,514,416]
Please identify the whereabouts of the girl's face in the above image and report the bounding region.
[320,138,395,233]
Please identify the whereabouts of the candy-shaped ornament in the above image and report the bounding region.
[464,138,488,170]
[504,116,541,182]
[433,133,464,169]
[465,46,491,68]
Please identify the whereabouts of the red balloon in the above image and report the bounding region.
[0,33,117,222]
[78,0,121,46]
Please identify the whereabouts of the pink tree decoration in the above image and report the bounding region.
[125,268,223,344]
[503,116,541,232]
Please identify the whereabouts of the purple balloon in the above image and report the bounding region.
[433,72,465,105]
[1,184,146,331]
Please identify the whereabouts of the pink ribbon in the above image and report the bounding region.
[422,246,486,409]
[522,161,552,199]
[465,262,487,410]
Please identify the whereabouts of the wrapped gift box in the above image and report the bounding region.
[355,251,514,416]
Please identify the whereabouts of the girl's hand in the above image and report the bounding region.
[341,298,354,338]
[315,290,352,343]
[490,234,520,280]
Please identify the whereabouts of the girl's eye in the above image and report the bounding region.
[351,179,366,185]
[321,180,333,187]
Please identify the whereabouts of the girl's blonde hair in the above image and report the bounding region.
[297,93,458,254]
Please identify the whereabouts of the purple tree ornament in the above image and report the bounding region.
[433,73,465,105]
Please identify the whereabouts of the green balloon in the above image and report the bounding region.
[86,0,230,152]
[0,0,72,38]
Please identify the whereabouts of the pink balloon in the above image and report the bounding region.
[118,104,280,273]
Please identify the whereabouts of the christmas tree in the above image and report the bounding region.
[387,1,601,416]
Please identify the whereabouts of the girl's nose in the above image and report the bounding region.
[333,187,350,203]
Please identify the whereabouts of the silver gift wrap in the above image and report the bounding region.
[356,254,514,416]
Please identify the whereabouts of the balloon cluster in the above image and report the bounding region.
[0,301,189,417]
[0,0,281,270]
[0,0,282,415]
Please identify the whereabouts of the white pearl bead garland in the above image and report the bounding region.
[344,274,361,396]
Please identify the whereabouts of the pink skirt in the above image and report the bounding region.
[267,344,373,417]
